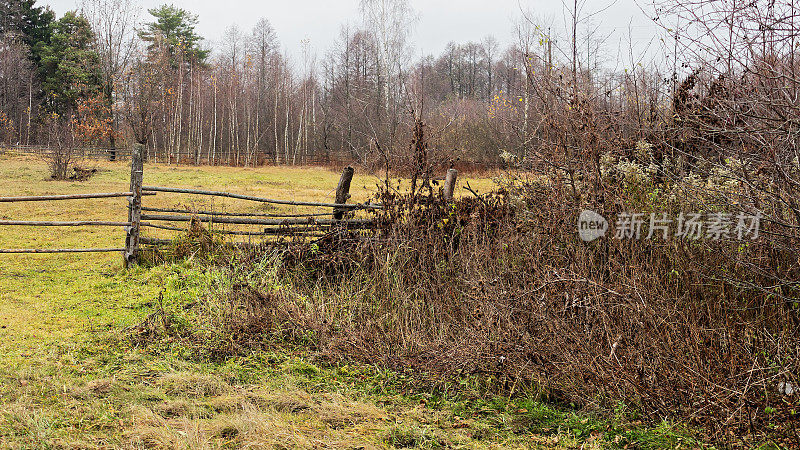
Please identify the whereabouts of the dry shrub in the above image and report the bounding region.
[140,217,230,265]
[149,176,799,444]
[35,116,85,181]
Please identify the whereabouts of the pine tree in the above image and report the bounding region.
[0,0,55,67]
[38,11,103,115]
[138,4,209,67]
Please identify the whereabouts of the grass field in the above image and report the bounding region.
[0,155,701,448]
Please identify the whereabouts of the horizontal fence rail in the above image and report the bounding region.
[142,227,373,239]
[0,192,135,202]
[142,186,382,210]
[0,220,131,227]
[139,225,337,237]
[139,222,348,236]
[140,206,333,218]
[141,213,374,227]
[0,248,126,254]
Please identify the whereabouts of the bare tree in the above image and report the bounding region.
[481,35,499,99]
[80,0,141,156]
[0,33,34,145]
[121,37,168,156]
[359,0,416,106]
[248,18,278,163]
[359,0,417,157]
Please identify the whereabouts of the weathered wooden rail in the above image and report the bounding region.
[0,220,131,227]
[140,214,376,227]
[0,248,127,254]
[140,186,381,210]
[140,207,333,218]
[0,192,135,202]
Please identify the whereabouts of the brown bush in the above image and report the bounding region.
[154,174,799,444]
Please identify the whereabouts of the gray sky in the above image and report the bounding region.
[42,0,662,66]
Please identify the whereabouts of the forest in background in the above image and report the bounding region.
[0,0,738,170]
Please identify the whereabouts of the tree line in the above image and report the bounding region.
[0,0,797,178]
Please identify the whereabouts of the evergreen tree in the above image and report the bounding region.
[38,11,103,115]
[0,0,54,67]
[138,4,209,66]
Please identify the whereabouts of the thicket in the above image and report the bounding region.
[134,156,799,445]
[123,0,800,444]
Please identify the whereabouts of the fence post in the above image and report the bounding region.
[125,143,144,267]
[333,166,355,220]
[443,168,458,200]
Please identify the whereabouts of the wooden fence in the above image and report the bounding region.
[0,144,460,265]
[0,191,134,255]
[4,145,361,167]
[6,145,131,161]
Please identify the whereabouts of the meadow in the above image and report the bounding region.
[0,154,701,448]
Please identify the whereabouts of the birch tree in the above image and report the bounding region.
[80,0,140,152]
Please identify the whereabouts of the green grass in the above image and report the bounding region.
[0,327,704,448]
[0,155,705,448]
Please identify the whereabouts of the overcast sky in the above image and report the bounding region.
[41,0,663,66]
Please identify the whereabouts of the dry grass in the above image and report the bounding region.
[123,387,392,449]
[2,343,611,449]
[3,154,633,449]
[0,154,495,355]
[159,176,799,446]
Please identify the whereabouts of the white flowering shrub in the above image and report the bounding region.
[599,152,617,178]
[499,150,518,166]
[616,159,649,186]
[635,139,654,162]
